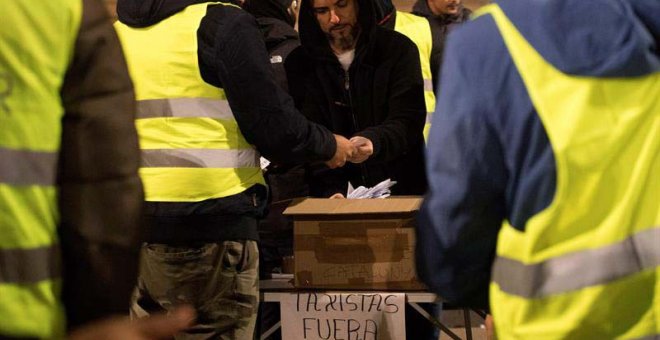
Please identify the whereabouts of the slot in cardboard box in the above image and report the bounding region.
[283,197,426,290]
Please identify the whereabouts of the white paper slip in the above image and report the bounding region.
[346,179,397,199]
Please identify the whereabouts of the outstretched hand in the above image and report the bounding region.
[347,136,373,163]
[326,134,357,169]
[69,306,196,340]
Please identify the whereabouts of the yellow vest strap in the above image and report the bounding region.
[394,11,436,116]
[137,98,234,120]
[493,226,660,298]
[142,148,260,168]
[0,148,57,186]
[0,244,60,284]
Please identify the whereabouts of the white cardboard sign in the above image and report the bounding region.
[280,292,406,340]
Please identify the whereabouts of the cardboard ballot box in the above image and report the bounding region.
[283,197,426,290]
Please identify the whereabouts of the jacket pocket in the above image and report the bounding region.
[222,240,249,272]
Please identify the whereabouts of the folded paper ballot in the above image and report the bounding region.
[346,179,397,199]
[260,157,270,170]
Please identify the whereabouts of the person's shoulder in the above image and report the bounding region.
[444,11,500,56]
[199,2,262,44]
[440,10,513,96]
[203,2,253,25]
[205,2,245,16]
[373,26,418,53]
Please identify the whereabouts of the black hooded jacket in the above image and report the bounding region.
[117,0,336,243]
[245,0,300,92]
[285,0,427,197]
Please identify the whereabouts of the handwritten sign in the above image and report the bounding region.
[281,292,406,340]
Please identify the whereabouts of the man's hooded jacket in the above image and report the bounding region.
[285,0,428,197]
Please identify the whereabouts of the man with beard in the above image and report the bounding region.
[285,0,427,199]
[313,0,360,52]
[285,2,430,336]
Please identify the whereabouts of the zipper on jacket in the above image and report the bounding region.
[344,70,358,130]
[343,69,369,186]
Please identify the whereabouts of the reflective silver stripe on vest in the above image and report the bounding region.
[426,113,433,124]
[0,245,60,284]
[493,227,660,298]
[0,148,57,186]
[424,79,434,92]
[141,148,260,168]
[137,98,234,120]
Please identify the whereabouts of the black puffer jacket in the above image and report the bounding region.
[285,0,427,197]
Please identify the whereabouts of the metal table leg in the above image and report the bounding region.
[260,321,281,340]
[463,309,473,340]
[408,302,462,340]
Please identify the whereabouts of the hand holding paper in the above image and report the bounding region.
[348,136,373,163]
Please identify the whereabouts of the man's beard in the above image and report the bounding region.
[327,24,360,52]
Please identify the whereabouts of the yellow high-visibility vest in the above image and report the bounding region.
[115,2,265,202]
[394,11,436,139]
[0,0,81,337]
[476,4,660,339]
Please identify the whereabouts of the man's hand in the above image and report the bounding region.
[347,136,373,164]
[486,314,497,340]
[326,134,356,169]
[69,306,195,340]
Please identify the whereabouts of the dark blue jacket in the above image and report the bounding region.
[416,0,660,309]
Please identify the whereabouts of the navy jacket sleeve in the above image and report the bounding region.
[197,5,336,164]
[415,18,507,309]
